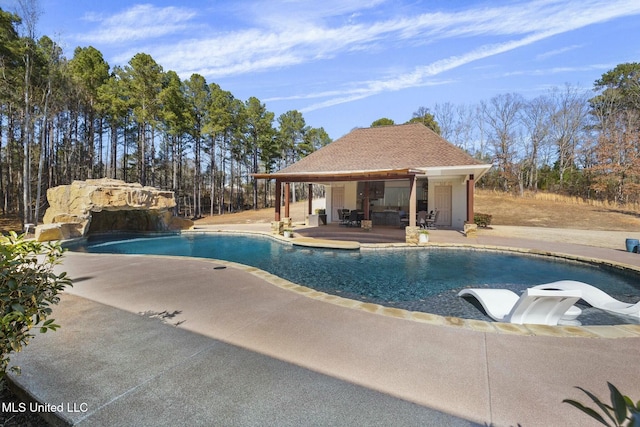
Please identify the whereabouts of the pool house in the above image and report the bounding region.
[254,123,492,241]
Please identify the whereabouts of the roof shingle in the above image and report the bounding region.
[276,123,483,175]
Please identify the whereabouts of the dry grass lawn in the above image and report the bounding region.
[474,190,640,231]
[0,215,22,234]
[195,189,640,232]
[2,189,639,233]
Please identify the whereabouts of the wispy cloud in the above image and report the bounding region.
[503,64,612,78]
[77,4,197,44]
[299,32,559,112]
[293,0,640,111]
[74,0,640,110]
[536,45,583,61]
[243,0,388,28]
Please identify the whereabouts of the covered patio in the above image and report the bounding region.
[254,124,492,242]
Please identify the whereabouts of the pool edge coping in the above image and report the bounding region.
[71,229,640,339]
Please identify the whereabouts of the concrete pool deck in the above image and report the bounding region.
[7,226,640,426]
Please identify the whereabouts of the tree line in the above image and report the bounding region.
[376,67,640,208]
[434,66,639,205]
[0,6,331,226]
[1,4,639,228]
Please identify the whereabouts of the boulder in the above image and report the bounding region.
[464,222,478,238]
[36,178,193,241]
[35,224,65,242]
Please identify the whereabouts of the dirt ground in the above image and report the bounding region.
[0,216,22,234]
[194,190,640,232]
[474,190,640,231]
[2,190,639,235]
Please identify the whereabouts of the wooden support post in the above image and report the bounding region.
[409,175,417,227]
[274,180,281,221]
[308,183,313,215]
[363,181,370,220]
[464,174,478,237]
[284,182,290,218]
[466,174,475,223]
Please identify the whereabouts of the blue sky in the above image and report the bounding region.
[7,0,640,139]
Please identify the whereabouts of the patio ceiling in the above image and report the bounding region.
[417,164,492,179]
[252,168,424,183]
[253,164,492,184]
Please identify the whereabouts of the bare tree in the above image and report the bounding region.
[434,103,476,153]
[454,104,476,154]
[520,95,552,190]
[481,93,524,191]
[16,0,41,225]
[472,104,488,159]
[433,102,455,141]
[548,84,589,188]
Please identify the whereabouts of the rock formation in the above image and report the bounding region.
[36,179,193,241]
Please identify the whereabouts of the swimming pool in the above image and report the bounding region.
[74,233,640,325]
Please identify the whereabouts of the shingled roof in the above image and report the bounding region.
[273,123,483,176]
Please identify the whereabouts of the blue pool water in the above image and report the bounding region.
[73,233,640,325]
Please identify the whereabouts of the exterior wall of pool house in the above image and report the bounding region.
[323,175,471,229]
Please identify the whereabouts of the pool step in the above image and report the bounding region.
[292,237,360,250]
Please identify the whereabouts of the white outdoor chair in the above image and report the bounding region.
[458,287,582,325]
[533,280,640,318]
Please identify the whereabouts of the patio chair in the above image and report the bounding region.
[399,210,409,227]
[533,280,640,318]
[425,210,437,229]
[337,209,346,225]
[457,287,582,325]
[342,209,350,224]
[348,210,361,227]
[417,211,428,228]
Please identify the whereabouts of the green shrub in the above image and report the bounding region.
[474,213,493,228]
[564,382,639,426]
[1,232,72,378]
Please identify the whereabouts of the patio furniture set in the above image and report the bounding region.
[337,209,364,227]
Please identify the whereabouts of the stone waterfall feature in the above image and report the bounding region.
[35,179,193,241]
